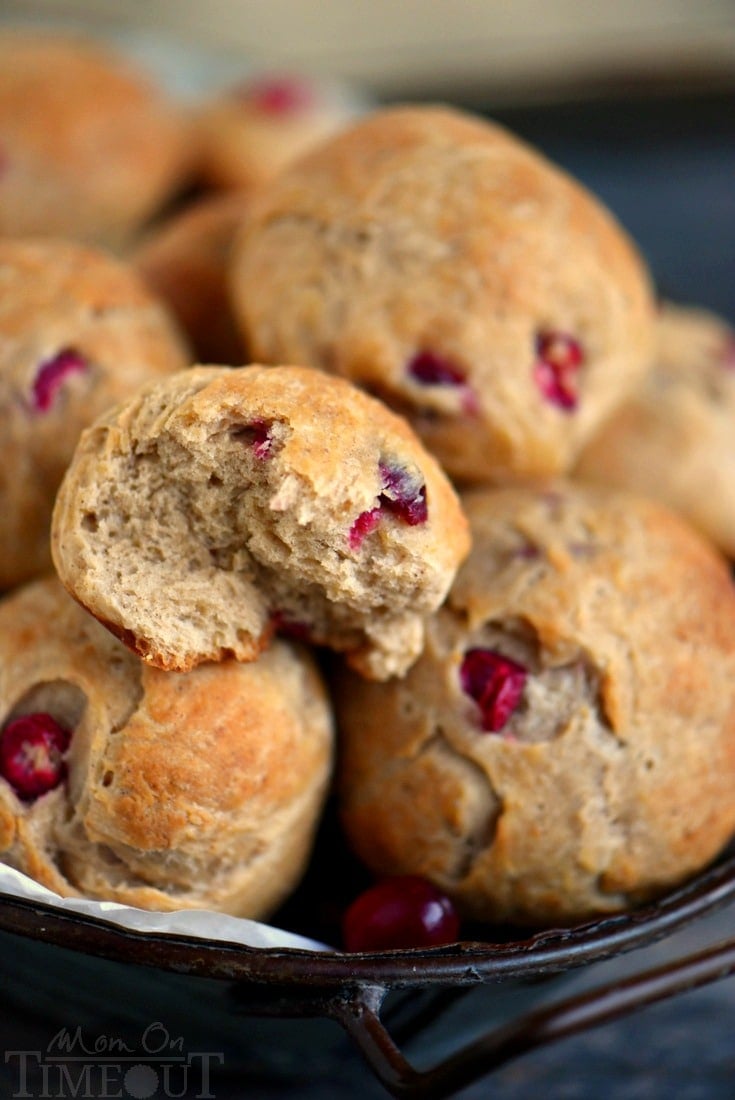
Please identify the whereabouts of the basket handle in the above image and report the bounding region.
[332,935,735,1099]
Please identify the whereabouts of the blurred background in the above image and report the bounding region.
[3,0,734,318]
[3,0,735,102]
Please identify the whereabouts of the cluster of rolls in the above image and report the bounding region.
[1,27,735,935]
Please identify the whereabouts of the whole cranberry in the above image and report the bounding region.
[342,875,460,952]
[460,648,527,733]
[407,350,467,388]
[0,713,71,800]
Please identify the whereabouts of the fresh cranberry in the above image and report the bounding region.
[460,649,527,732]
[378,463,428,525]
[408,350,467,387]
[349,506,382,550]
[514,542,541,561]
[407,350,479,415]
[271,611,313,642]
[533,331,584,410]
[31,348,88,412]
[0,713,71,800]
[233,419,272,458]
[241,75,314,115]
[342,875,461,952]
[348,464,427,549]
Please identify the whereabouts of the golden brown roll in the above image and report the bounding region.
[576,301,735,556]
[231,105,655,484]
[0,237,190,590]
[337,481,735,925]
[0,577,334,917]
[0,30,191,245]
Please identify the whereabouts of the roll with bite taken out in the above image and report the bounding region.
[51,365,470,680]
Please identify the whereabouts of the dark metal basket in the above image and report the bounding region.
[1,841,734,1099]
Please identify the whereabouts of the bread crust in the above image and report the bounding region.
[0,238,191,590]
[51,364,470,679]
[231,105,655,483]
[576,302,735,556]
[134,192,252,365]
[0,31,191,244]
[337,481,735,924]
[0,577,334,917]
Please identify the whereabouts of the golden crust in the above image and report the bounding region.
[576,301,735,556]
[0,238,191,590]
[231,105,656,483]
[337,481,735,925]
[133,192,252,365]
[194,75,359,191]
[0,577,334,917]
[0,31,192,244]
[51,364,470,679]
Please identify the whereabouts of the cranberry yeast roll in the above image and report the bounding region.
[194,71,363,192]
[577,301,735,557]
[0,30,190,245]
[231,105,656,484]
[51,365,470,679]
[0,577,334,917]
[337,482,735,925]
[133,190,252,366]
[0,238,190,590]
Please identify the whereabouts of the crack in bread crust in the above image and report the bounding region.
[337,482,735,925]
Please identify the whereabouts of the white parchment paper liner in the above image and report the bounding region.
[0,862,332,952]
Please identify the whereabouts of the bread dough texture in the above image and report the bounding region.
[0,238,190,590]
[337,482,735,925]
[0,30,191,245]
[51,364,470,679]
[134,191,251,366]
[0,577,334,917]
[231,105,655,484]
[576,301,735,556]
[195,72,361,191]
